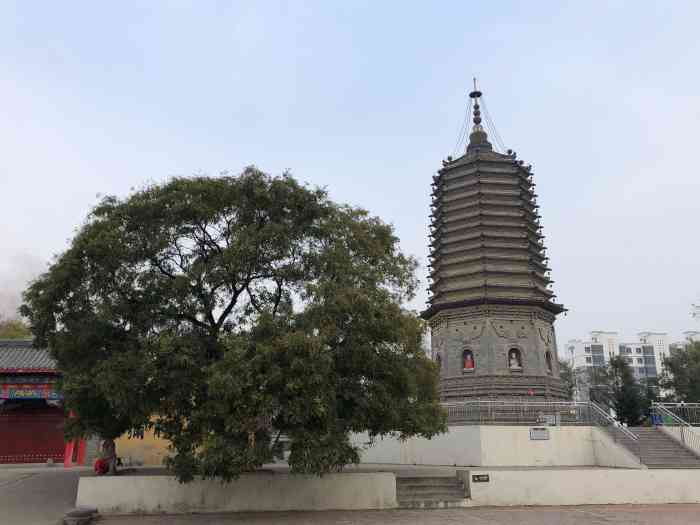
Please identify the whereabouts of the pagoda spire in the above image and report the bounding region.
[467,78,492,152]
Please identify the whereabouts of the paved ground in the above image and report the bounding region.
[97,505,700,525]
[2,464,698,525]
[0,466,83,525]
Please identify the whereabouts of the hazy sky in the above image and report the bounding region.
[1,2,699,350]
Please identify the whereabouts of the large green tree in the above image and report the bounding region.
[21,168,445,481]
[660,341,700,402]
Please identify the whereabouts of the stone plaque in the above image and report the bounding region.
[472,474,490,483]
[529,427,550,440]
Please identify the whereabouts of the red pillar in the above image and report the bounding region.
[63,410,87,467]
[76,439,87,465]
[63,440,75,468]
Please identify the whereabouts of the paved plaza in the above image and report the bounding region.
[98,505,700,525]
[0,466,82,525]
[2,465,700,524]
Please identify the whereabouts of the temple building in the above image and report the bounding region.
[423,86,568,400]
[0,339,89,465]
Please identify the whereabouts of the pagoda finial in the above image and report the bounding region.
[469,78,483,127]
[467,77,491,152]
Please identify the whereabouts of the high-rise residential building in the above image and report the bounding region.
[424,85,567,400]
[567,331,668,396]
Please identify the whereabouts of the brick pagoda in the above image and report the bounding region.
[424,86,568,400]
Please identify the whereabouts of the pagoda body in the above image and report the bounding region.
[424,88,568,401]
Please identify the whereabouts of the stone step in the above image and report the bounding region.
[397,488,467,498]
[639,445,692,449]
[396,476,467,509]
[646,465,700,469]
[643,456,699,460]
[640,445,696,449]
[645,458,700,462]
[398,498,469,509]
[642,451,700,456]
[641,450,699,454]
[644,451,700,454]
[640,450,696,455]
[641,450,700,455]
[640,453,692,457]
[397,482,463,490]
[642,454,698,458]
[638,437,690,441]
[614,427,700,468]
[397,478,463,487]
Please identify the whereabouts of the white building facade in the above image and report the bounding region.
[566,331,668,395]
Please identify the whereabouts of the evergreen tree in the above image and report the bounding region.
[558,359,575,400]
[608,356,645,426]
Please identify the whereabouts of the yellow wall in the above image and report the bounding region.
[115,428,171,466]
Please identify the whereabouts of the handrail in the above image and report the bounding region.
[651,403,700,458]
[653,402,700,425]
[652,403,695,427]
[655,402,700,407]
[588,401,641,462]
[588,401,640,442]
[442,401,582,405]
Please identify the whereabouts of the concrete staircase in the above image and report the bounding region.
[629,427,700,468]
[396,476,468,508]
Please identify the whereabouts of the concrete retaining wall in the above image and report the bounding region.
[466,468,700,506]
[353,426,641,468]
[590,428,643,468]
[480,426,593,467]
[353,426,482,466]
[116,425,642,470]
[76,472,397,514]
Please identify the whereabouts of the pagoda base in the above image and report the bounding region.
[440,374,569,402]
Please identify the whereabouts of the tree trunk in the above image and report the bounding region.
[101,438,118,475]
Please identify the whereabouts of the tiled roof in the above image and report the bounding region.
[0,339,57,372]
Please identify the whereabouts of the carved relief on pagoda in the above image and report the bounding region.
[538,325,554,347]
[489,319,530,340]
[460,320,485,343]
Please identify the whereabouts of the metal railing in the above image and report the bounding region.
[588,401,642,461]
[445,400,587,426]
[442,399,641,461]
[653,403,700,426]
[651,403,700,458]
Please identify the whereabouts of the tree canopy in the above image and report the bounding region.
[21,168,445,481]
[660,341,700,402]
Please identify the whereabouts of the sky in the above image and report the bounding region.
[1,2,699,351]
